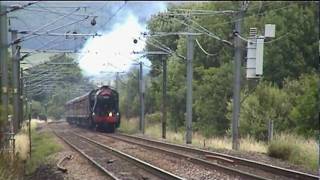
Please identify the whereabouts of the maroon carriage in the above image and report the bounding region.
[65,86,120,133]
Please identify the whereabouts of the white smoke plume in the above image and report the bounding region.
[78,14,145,76]
[77,2,167,79]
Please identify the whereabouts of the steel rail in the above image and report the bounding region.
[72,132,185,180]
[113,133,319,180]
[53,131,120,180]
[90,132,267,180]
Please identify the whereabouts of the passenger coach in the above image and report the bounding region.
[65,85,120,133]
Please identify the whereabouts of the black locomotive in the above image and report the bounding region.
[65,85,120,133]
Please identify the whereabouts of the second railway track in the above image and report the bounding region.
[99,132,318,180]
[54,130,185,180]
[74,128,267,180]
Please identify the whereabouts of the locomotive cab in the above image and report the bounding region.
[90,86,120,132]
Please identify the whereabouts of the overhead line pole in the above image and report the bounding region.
[161,55,167,139]
[139,62,145,134]
[232,1,247,150]
[28,101,32,158]
[126,82,130,119]
[140,32,195,143]
[11,30,21,133]
[186,29,195,144]
[132,51,169,138]
[0,3,9,138]
[20,68,24,123]
[115,72,119,92]
[114,71,125,92]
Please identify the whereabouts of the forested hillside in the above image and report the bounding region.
[25,54,96,119]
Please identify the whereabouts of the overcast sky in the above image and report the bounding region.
[2,1,194,79]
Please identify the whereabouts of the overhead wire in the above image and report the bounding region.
[154,2,295,52]
[26,5,89,9]
[206,3,295,30]
[264,32,292,44]
[0,1,39,16]
[20,38,75,63]
[195,38,217,56]
[185,16,232,45]
[14,4,93,53]
[23,5,96,17]
[18,7,81,40]
[139,34,187,61]
[98,1,127,28]
[13,15,90,45]
[171,16,233,46]
[143,38,172,54]
[34,36,62,50]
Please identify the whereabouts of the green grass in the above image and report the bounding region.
[0,122,33,180]
[267,133,318,172]
[0,153,24,180]
[121,117,318,172]
[25,121,62,174]
[118,117,140,134]
[0,120,63,179]
[121,117,267,153]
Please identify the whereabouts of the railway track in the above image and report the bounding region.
[98,132,318,180]
[54,130,185,180]
[72,128,266,180]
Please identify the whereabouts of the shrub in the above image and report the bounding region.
[267,133,318,171]
[268,140,294,160]
[145,112,162,125]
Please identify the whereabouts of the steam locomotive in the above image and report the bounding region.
[65,86,120,133]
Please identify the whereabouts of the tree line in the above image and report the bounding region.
[118,1,319,140]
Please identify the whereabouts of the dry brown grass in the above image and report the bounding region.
[122,119,267,153]
[119,117,319,172]
[118,117,139,134]
[0,153,24,180]
[268,133,318,171]
[14,133,29,160]
[14,119,39,161]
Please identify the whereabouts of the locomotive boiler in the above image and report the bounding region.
[65,86,120,133]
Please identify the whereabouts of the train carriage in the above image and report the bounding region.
[65,85,120,133]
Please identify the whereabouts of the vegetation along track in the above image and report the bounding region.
[54,130,184,180]
[101,132,318,180]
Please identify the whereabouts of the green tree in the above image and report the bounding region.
[194,63,234,137]
[140,1,318,139]
[244,1,318,85]
[233,82,292,140]
[26,53,95,120]
[119,67,140,118]
[284,73,319,137]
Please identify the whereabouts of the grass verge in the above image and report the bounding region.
[120,117,267,153]
[0,153,24,180]
[0,121,34,180]
[25,120,62,174]
[267,133,318,171]
[120,117,318,172]
[118,117,139,134]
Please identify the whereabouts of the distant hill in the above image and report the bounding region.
[2,1,167,51]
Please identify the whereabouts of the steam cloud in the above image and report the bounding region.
[77,2,167,79]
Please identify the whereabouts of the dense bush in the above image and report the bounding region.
[145,112,162,125]
[229,73,319,141]
[267,134,318,171]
